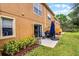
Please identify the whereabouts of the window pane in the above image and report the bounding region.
[2,28,13,36]
[34,7,39,14]
[34,3,39,8]
[2,17,13,36]
[38,10,41,15]
[33,3,42,16]
[2,17,13,28]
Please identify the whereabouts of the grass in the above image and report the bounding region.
[25,32,79,56]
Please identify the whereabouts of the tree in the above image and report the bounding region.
[67,3,79,32]
[55,4,79,32]
[68,3,79,26]
[56,14,69,31]
[56,14,67,22]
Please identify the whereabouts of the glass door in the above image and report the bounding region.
[34,24,42,37]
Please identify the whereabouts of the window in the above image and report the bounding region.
[2,17,13,36]
[0,16,16,39]
[33,3,42,16]
[47,14,51,20]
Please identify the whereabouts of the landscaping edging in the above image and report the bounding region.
[2,44,39,56]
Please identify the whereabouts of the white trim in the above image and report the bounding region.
[0,35,15,39]
[13,18,16,37]
[0,15,16,39]
[0,17,2,38]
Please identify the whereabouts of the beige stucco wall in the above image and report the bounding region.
[0,3,55,47]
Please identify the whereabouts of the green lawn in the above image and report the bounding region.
[26,32,79,56]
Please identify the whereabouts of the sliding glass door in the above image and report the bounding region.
[34,24,42,37]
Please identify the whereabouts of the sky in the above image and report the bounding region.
[48,3,74,15]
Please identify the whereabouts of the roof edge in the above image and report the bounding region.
[41,3,55,16]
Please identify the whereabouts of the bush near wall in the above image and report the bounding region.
[2,37,37,56]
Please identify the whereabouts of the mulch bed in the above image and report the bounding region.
[14,44,39,56]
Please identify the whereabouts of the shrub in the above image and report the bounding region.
[3,40,19,55]
[29,37,37,46]
[2,37,37,55]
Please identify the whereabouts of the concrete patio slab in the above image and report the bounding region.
[40,38,58,48]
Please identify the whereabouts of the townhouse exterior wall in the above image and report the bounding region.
[0,3,55,47]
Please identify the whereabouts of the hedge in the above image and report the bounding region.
[2,37,37,56]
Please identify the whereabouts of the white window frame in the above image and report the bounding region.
[0,15,16,39]
[47,14,51,20]
[33,3,42,16]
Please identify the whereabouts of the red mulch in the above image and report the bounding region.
[14,44,39,56]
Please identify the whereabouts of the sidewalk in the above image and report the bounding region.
[40,38,58,48]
